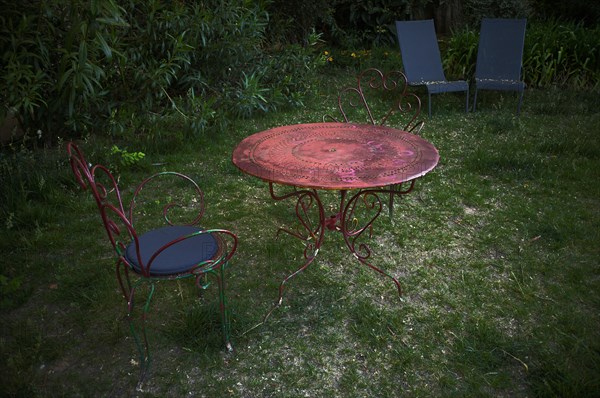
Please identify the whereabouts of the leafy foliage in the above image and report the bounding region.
[462,0,530,27]
[443,19,600,88]
[265,0,331,44]
[0,0,321,141]
[266,0,436,48]
[530,0,600,26]
[524,20,600,88]
[110,145,145,169]
[3,0,597,145]
[442,28,480,80]
[0,0,127,142]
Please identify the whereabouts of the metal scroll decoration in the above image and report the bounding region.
[263,183,326,320]
[340,185,416,297]
[325,68,424,134]
[129,172,206,228]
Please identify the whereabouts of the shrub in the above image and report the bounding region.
[524,20,600,89]
[266,0,331,44]
[327,0,424,48]
[0,0,323,142]
[0,0,127,144]
[443,19,600,89]
[530,0,600,26]
[443,28,479,80]
[462,0,530,27]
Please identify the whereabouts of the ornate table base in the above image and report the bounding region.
[231,123,439,322]
[263,181,415,321]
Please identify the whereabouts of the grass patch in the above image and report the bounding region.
[1,73,599,397]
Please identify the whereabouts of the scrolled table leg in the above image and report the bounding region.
[264,183,326,321]
[341,188,404,297]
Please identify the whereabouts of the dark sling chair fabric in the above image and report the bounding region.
[473,18,527,114]
[395,19,469,117]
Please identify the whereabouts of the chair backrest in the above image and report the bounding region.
[67,143,208,268]
[67,142,138,256]
[324,68,424,134]
[475,18,527,81]
[395,19,447,84]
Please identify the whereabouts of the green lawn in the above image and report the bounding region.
[1,74,599,397]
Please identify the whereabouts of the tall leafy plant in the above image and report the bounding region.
[524,20,600,89]
[115,0,195,110]
[442,19,600,89]
[463,0,530,27]
[1,0,324,143]
[0,0,127,143]
[180,1,318,119]
[442,27,479,80]
[328,0,428,47]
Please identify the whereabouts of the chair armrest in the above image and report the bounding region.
[190,229,238,274]
[142,228,238,275]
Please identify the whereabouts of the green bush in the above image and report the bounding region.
[0,0,127,143]
[530,0,600,26]
[462,0,530,27]
[0,0,322,142]
[326,0,427,48]
[266,0,434,49]
[443,28,479,80]
[266,0,331,44]
[524,20,600,88]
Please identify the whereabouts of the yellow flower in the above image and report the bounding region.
[327,56,333,62]
[351,52,357,58]
[324,51,330,56]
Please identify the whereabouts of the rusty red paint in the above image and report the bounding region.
[232,123,439,190]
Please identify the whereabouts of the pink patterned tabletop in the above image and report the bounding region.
[232,122,439,190]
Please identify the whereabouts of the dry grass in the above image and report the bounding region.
[1,81,599,397]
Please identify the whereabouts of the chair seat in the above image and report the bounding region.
[125,225,219,276]
[417,80,469,94]
[475,78,526,91]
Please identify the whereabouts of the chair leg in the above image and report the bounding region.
[116,260,132,302]
[516,90,524,115]
[428,92,432,118]
[465,86,470,113]
[473,89,478,112]
[128,281,156,383]
[388,188,395,220]
[216,265,233,352]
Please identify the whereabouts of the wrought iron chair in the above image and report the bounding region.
[473,18,527,114]
[324,68,424,218]
[395,19,469,117]
[324,68,424,133]
[66,142,237,382]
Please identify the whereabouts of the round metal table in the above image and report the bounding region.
[232,122,439,319]
[232,122,438,190]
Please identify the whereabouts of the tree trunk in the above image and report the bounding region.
[433,0,464,36]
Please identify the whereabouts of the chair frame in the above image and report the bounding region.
[67,142,237,382]
[395,19,469,117]
[473,18,527,114]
